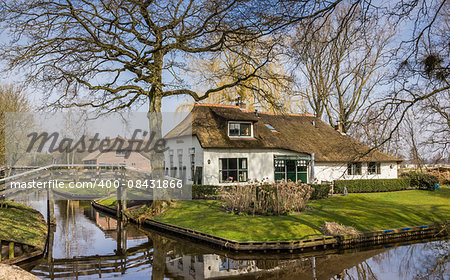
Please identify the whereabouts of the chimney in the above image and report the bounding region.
[236,97,246,110]
[335,121,343,134]
[255,109,259,117]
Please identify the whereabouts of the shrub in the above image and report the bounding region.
[334,178,411,193]
[192,184,220,199]
[310,184,331,200]
[220,180,313,215]
[427,169,450,185]
[404,171,439,190]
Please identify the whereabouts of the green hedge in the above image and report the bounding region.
[403,171,439,190]
[192,184,220,199]
[310,184,331,200]
[334,178,411,193]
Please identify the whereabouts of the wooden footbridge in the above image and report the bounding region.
[0,164,158,275]
[32,241,154,279]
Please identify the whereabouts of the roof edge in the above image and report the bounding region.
[194,103,315,117]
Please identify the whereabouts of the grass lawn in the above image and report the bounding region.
[95,189,154,208]
[53,182,116,197]
[96,195,118,207]
[0,201,47,250]
[153,186,450,241]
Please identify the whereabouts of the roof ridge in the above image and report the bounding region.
[194,103,315,117]
[257,112,315,117]
[194,103,240,109]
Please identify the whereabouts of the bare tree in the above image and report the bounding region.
[403,110,425,168]
[291,3,393,133]
[62,109,88,165]
[351,107,404,158]
[0,0,345,114]
[420,94,450,158]
[367,0,449,155]
[1,0,446,171]
[290,13,337,119]
[0,0,345,207]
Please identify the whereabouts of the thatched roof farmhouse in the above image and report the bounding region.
[164,104,400,185]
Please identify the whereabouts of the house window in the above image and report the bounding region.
[219,158,248,182]
[189,148,195,180]
[297,160,308,172]
[228,122,252,137]
[368,162,381,175]
[177,149,183,178]
[347,162,362,175]
[264,123,278,132]
[169,150,175,177]
[274,159,286,180]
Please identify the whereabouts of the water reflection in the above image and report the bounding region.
[336,240,449,280]
[14,193,449,280]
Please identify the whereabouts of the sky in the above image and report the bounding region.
[0,0,416,116]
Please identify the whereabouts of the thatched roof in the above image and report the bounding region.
[165,104,400,162]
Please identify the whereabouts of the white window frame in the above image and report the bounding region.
[347,162,362,175]
[368,162,381,175]
[219,157,248,183]
[228,121,253,138]
[177,149,183,178]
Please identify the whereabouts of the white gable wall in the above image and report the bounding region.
[314,161,398,184]
[164,135,203,183]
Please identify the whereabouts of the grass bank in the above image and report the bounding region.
[0,201,47,250]
[153,186,450,241]
[52,182,115,197]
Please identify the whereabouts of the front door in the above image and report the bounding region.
[297,160,308,183]
[297,172,308,183]
[286,160,297,182]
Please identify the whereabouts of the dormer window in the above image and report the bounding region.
[228,121,252,137]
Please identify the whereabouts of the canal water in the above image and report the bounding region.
[15,192,449,280]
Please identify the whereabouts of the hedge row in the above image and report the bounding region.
[310,184,332,200]
[401,171,439,190]
[192,184,220,199]
[334,178,411,193]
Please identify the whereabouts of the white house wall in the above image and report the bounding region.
[202,149,308,185]
[164,135,203,182]
[165,136,399,185]
[314,161,398,183]
[165,254,259,279]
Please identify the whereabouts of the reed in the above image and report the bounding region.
[220,180,313,215]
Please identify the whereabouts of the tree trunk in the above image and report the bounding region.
[148,49,167,210]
